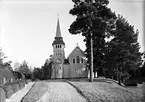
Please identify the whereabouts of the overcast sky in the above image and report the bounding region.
[0,0,144,68]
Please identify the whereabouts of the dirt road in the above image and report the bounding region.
[37,82,87,102]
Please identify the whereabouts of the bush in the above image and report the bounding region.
[18,81,25,89]
[125,80,137,86]
[13,83,20,93]
[23,80,28,84]
[26,80,31,84]
[24,79,31,84]
[0,87,6,102]
[2,84,14,99]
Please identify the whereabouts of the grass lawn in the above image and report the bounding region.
[68,79,144,102]
[21,81,49,102]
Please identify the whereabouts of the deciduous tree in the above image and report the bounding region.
[0,48,7,67]
[105,15,143,84]
[16,60,32,79]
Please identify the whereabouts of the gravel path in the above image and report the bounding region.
[37,82,87,102]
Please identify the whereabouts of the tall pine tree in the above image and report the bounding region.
[69,0,116,77]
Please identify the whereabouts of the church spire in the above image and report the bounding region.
[56,16,61,37]
[52,16,65,46]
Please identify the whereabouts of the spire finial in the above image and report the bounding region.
[77,43,79,47]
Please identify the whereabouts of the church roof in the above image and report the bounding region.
[67,45,85,58]
[52,37,65,45]
[63,59,70,64]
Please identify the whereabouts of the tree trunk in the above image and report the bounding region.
[90,33,93,82]
[118,78,121,85]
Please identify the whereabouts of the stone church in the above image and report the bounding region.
[51,18,88,79]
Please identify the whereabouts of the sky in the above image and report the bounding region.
[0,0,144,68]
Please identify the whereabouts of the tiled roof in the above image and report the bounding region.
[63,59,70,64]
[52,37,65,45]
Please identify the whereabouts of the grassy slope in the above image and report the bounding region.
[69,80,144,102]
[22,81,49,102]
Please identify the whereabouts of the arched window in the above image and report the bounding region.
[73,58,75,64]
[81,58,83,63]
[76,56,80,63]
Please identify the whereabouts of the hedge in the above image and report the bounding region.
[1,79,32,101]
[2,84,14,99]
[0,87,6,102]
[0,68,15,85]
[2,80,26,99]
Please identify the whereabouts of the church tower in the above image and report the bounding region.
[52,17,65,63]
[52,17,65,78]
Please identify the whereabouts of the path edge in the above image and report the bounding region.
[20,82,36,102]
[66,81,91,102]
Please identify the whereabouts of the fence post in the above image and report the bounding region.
[3,78,6,84]
[11,78,13,82]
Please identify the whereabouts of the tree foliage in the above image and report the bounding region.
[0,48,7,68]
[69,0,143,84]
[41,59,52,80]
[69,0,116,76]
[16,60,32,79]
[105,15,143,84]
[32,67,42,80]
[3,61,13,70]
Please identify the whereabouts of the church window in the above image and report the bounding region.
[76,56,80,63]
[56,45,59,48]
[81,58,83,63]
[73,58,75,64]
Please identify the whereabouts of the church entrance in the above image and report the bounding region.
[52,64,63,79]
